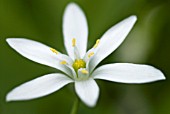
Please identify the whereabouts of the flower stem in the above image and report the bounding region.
[70,98,79,114]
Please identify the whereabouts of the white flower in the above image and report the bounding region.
[6,3,165,107]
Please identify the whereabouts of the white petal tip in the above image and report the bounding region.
[6,38,13,44]
[162,77,166,80]
[128,15,137,23]
[65,2,80,11]
[77,91,98,107]
[6,97,10,102]
[6,99,12,102]
[162,76,166,80]
[131,15,137,20]
[65,2,84,15]
[6,38,17,40]
[79,96,97,107]
[6,38,21,45]
[6,91,20,102]
[86,102,97,107]
[158,71,166,80]
[6,39,14,49]
[67,2,79,7]
[6,93,13,102]
[152,67,166,81]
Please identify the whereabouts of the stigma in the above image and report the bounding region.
[72,59,86,72]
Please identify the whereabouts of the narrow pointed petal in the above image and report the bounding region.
[65,64,77,79]
[93,63,165,84]
[6,38,73,76]
[88,16,137,72]
[63,3,88,59]
[75,79,99,107]
[6,73,73,101]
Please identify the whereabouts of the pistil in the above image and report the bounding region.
[72,59,86,72]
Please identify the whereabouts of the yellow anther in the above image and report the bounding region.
[72,38,76,47]
[81,69,88,74]
[50,48,58,54]
[88,52,94,58]
[60,60,67,65]
[93,39,100,48]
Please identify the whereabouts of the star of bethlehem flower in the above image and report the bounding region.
[6,3,165,107]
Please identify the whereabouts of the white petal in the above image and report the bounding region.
[6,73,73,101]
[6,38,73,76]
[75,78,99,107]
[65,64,77,79]
[88,16,137,72]
[63,3,88,60]
[93,63,165,83]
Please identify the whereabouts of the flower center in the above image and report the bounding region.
[72,59,86,72]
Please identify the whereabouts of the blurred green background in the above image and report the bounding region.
[0,0,170,114]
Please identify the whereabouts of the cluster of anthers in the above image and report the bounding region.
[50,38,100,81]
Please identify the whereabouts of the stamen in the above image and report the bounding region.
[50,48,58,54]
[72,38,76,47]
[81,69,88,74]
[93,39,100,48]
[88,52,94,58]
[60,60,67,65]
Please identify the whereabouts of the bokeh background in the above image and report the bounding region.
[0,0,170,114]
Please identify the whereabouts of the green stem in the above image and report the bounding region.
[70,98,79,114]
